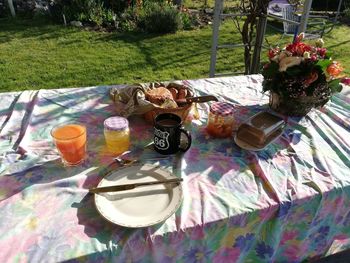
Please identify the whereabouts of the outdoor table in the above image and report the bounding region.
[1,75,350,262]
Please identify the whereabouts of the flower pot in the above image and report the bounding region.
[269,92,328,117]
[262,33,343,118]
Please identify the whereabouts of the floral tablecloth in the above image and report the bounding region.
[1,75,350,262]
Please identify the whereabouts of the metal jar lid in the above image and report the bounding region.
[210,101,234,117]
[104,116,129,131]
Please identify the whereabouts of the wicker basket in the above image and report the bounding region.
[269,92,330,117]
[133,87,193,124]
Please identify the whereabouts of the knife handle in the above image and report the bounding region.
[187,95,218,103]
[89,184,135,193]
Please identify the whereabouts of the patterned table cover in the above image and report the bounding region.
[1,75,350,262]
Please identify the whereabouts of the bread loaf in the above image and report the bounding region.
[237,124,265,146]
[236,111,285,147]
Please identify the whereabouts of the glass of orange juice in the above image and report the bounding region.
[51,123,87,166]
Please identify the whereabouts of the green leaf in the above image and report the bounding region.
[328,79,343,93]
[262,62,279,78]
[316,59,332,71]
[262,79,273,92]
[285,65,302,76]
[325,51,332,59]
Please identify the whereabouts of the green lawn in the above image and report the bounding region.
[0,16,349,92]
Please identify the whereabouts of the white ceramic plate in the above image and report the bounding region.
[94,163,183,228]
[234,129,283,151]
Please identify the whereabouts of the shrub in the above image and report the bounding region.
[137,2,182,34]
[344,8,350,19]
[116,7,139,32]
[180,11,200,30]
[181,12,193,30]
[312,0,347,11]
[0,1,10,18]
[49,0,116,27]
[103,0,128,14]
[15,0,36,18]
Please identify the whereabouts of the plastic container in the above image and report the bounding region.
[206,101,235,138]
[236,111,285,148]
[104,116,130,154]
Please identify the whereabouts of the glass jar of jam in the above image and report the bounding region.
[206,101,235,138]
[104,116,130,154]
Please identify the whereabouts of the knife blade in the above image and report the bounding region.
[89,178,183,193]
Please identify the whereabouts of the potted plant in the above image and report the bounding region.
[262,33,344,116]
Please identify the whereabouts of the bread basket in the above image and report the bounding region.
[132,86,193,124]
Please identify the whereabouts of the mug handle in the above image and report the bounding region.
[179,127,192,152]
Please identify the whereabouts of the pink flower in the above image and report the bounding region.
[190,226,205,240]
[169,231,185,246]
[0,176,23,201]
[316,47,327,58]
[333,234,349,242]
[213,247,240,263]
[280,230,298,245]
[0,234,35,262]
[310,54,318,61]
[341,77,350,85]
[259,206,277,221]
[125,237,148,261]
[283,244,300,261]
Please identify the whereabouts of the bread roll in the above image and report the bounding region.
[145,87,174,105]
[177,89,187,99]
[168,88,178,100]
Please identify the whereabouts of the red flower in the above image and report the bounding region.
[268,48,279,60]
[286,42,312,56]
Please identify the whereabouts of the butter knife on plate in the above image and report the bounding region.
[89,178,183,193]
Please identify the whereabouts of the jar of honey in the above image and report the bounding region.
[104,116,130,154]
[206,101,235,138]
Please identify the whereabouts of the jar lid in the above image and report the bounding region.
[210,102,234,116]
[104,116,129,131]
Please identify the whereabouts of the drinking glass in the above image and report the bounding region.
[51,123,87,166]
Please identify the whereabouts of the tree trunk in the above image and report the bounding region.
[7,0,16,17]
[242,14,256,74]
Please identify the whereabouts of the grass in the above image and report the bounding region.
[0,16,350,93]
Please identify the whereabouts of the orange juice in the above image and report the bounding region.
[51,124,87,166]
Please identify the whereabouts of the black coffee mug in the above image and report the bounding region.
[154,113,192,155]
